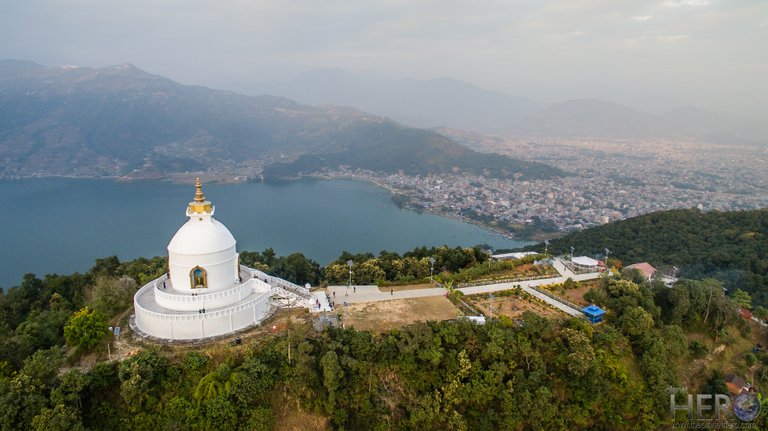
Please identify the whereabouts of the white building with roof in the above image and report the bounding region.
[571,256,599,270]
[132,179,310,341]
[491,251,538,261]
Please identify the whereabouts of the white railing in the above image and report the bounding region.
[456,273,557,288]
[241,265,311,299]
[135,285,272,321]
[154,278,261,304]
[527,284,583,312]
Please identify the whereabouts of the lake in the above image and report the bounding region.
[0,177,531,289]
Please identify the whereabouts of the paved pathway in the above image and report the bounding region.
[326,285,448,306]
[552,258,577,278]
[457,277,586,317]
[318,258,603,317]
[310,291,333,313]
[521,285,584,316]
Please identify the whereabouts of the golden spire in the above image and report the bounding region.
[188,177,213,215]
[194,177,206,203]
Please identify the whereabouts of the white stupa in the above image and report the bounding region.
[132,178,312,341]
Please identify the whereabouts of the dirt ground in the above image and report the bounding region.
[338,296,461,331]
[680,319,768,391]
[273,389,329,431]
[471,295,564,320]
[560,282,597,307]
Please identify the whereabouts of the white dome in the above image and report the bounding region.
[167,217,236,255]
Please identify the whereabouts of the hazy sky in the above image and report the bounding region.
[1,0,766,114]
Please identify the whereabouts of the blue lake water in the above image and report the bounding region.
[0,178,531,289]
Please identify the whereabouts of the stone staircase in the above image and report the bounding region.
[240,265,312,306]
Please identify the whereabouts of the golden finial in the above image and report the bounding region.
[194,177,205,203]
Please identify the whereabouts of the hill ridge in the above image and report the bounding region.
[0,60,565,181]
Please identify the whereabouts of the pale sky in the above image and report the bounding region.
[1,0,766,115]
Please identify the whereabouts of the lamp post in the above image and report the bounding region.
[544,239,549,256]
[570,246,575,261]
[346,260,353,292]
[604,248,611,269]
[429,257,436,283]
[489,293,495,318]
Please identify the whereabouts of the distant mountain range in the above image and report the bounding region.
[0,60,565,180]
[242,68,542,135]
[517,99,767,142]
[241,68,767,142]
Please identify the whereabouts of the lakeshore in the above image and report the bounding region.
[0,177,531,289]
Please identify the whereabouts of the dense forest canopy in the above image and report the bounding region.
[526,208,768,305]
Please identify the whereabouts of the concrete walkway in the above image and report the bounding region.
[457,277,586,317]
[521,285,584,316]
[310,291,333,313]
[552,258,577,278]
[318,259,604,318]
[326,285,448,306]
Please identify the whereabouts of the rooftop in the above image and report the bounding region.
[626,262,657,278]
[572,256,599,267]
[581,304,606,317]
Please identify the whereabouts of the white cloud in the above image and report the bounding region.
[632,15,653,21]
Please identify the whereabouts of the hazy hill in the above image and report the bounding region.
[0,60,564,180]
[662,106,768,143]
[512,99,767,142]
[514,99,668,138]
[241,68,541,135]
[238,68,766,141]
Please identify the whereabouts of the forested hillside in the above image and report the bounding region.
[1,255,763,429]
[528,209,768,305]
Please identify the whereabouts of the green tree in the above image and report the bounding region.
[194,363,242,405]
[89,276,136,316]
[662,285,691,326]
[243,407,274,431]
[619,306,654,340]
[31,404,85,431]
[118,348,170,411]
[732,289,752,310]
[562,329,595,377]
[753,305,768,321]
[323,263,349,285]
[320,351,344,414]
[63,307,109,350]
[198,396,238,431]
[356,259,386,284]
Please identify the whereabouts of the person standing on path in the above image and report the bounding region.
[390,288,393,296]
